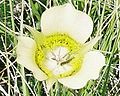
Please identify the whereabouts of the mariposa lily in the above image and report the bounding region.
[16,3,105,91]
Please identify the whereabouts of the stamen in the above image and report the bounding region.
[60,57,74,66]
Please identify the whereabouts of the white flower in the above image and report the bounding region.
[16,3,105,91]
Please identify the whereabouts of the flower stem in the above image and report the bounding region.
[20,66,30,96]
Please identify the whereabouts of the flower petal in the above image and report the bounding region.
[58,51,105,89]
[41,3,93,43]
[16,36,48,81]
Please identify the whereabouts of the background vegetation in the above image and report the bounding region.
[0,0,120,96]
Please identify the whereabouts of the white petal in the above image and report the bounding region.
[16,36,48,81]
[45,58,58,70]
[53,64,72,75]
[58,51,105,89]
[41,3,93,43]
[33,71,48,81]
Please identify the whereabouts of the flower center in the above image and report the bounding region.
[35,33,84,78]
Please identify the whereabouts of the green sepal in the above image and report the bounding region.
[24,24,44,46]
[83,35,102,53]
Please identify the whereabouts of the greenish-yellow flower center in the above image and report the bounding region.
[35,33,84,78]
